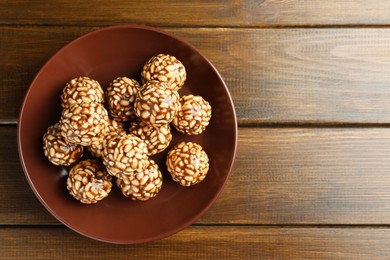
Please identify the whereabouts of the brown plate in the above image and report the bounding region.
[18,25,237,244]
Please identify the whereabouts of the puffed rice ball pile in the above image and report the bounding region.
[43,54,212,204]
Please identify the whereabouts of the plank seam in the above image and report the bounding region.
[2,224,390,228]
[2,24,390,29]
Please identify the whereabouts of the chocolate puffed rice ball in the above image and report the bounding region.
[166,142,209,186]
[172,95,212,135]
[66,159,112,204]
[106,77,140,122]
[116,159,162,201]
[60,102,109,146]
[87,118,126,158]
[128,119,172,156]
[102,134,149,178]
[61,76,104,109]
[43,123,83,166]
[134,80,180,126]
[141,54,186,91]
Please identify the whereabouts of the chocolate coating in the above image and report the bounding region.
[141,54,186,91]
[43,123,83,166]
[128,119,172,156]
[66,159,112,204]
[61,76,104,109]
[106,77,140,122]
[166,141,209,186]
[172,95,212,135]
[117,159,162,201]
[102,134,149,178]
[87,118,126,158]
[134,80,180,126]
[60,102,109,146]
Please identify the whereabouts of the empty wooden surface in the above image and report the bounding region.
[2,227,390,259]
[2,0,390,259]
[3,0,390,26]
[3,27,390,124]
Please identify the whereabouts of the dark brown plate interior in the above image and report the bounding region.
[18,25,237,244]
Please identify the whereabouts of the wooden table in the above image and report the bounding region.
[2,1,390,258]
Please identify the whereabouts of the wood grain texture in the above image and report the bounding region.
[1,226,390,259]
[0,0,243,27]
[3,27,390,124]
[246,0,390,26]
[4,126,390,225]
[216,127,390,225]
[2,0,390,27]
[2,0,390,258]
[176,28,390,124]
[0,26,89,122]
[0,127,56,223]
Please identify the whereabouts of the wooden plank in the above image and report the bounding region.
[0,127,56,223]
[0,26,88,122]
[204,127,390,225]
[246,0,390,26]
[3,27,390,124]
[0,1,245,27]
[176,28,390,124]
[4,126,390,225]
[2,1,390,26]
[1,226,390,259]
